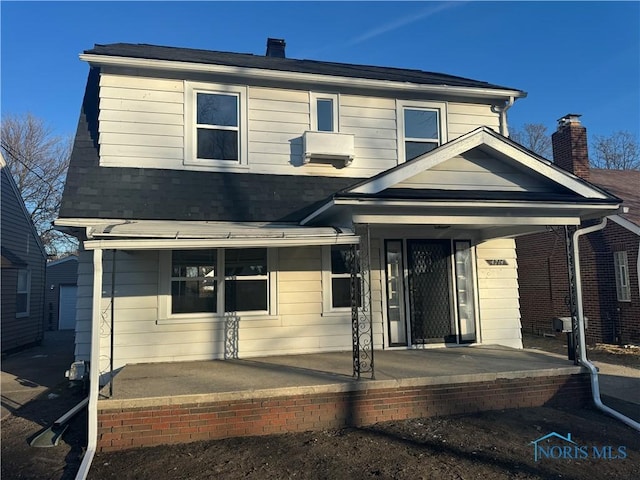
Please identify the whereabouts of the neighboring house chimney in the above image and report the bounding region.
[551,113,590,180]
[266,38,286,58]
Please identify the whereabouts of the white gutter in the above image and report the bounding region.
[573,218,640,432]
[82,235,359,251]
[74,248,103,480]
[79,54,526,101]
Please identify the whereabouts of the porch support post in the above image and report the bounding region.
[351,224,374,379]
[564,226,580,364]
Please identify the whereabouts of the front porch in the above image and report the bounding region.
[97,346,590,451]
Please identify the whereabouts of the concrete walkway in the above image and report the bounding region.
[1,330,75,420]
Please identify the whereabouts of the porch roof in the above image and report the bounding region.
[99,347,583,409]
[55,219,359,250]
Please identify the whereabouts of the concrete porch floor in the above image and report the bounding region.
[102,345,583,408]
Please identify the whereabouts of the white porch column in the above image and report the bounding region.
[75,247,102,480]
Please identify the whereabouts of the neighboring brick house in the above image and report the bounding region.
[517,115,640,345]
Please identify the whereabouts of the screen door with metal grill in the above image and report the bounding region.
[407,240,456,344]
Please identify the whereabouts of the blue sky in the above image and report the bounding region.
[1,1,639,144]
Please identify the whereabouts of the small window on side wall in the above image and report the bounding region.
[16,269,30,316]
[311,93,338,132]
[613,251,631,302]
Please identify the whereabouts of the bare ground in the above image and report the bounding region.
[1,334,638,480]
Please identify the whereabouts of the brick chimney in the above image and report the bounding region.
[551,113,590,180]
[265,38,286,58]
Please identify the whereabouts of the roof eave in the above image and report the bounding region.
[79,53,527,101]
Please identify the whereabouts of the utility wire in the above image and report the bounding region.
[1,139,59,188]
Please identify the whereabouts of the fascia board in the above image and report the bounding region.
[299,199,336,226]
[79,54,526,100]
[333,198,620,211]
[481,135,610,199]
[351,214,581,226]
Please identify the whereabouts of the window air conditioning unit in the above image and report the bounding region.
[303,131,355,166]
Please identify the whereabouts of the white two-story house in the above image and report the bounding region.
[56,39,620,381]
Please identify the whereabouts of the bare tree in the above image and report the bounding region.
[509,123,553,159]
[591,131,640,170]
[1,113,77,257]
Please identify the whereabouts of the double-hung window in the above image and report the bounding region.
[185,83,247,167]
[196,93,239,161]
[613,251,631,302]
[397,101,446,162]
[329,245,361,309]
[16,269,30,317]
[170,248,268,315]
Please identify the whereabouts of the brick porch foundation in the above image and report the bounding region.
[97,372,590,451]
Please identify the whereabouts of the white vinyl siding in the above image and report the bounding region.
[614,251,631,302]
[392,148,557,192]
[81,247,356,368]
[98,74,184,168]
[447,103,501,139]
[96,72,502,177]
[475,238,522,348]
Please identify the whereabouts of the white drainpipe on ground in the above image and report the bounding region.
[573,218,640,432]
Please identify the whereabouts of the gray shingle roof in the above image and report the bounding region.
[85,43,524,93]
[58,68,360,223]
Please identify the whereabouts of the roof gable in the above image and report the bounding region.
[346,127,616,201]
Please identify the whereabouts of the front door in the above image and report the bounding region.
[407,240,455,344]
[385,239,476,346]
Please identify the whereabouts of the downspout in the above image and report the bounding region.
[572,218,640,431]
[494,96,515,137]
[74,247,103,480]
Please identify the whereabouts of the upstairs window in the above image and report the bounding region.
[196,93,239,161]
[404,109,439,160]
[185,83,247,167]
[311,93,338,132]
[397,101,447,163]
[613,251,631,302]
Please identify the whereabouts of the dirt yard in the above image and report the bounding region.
[2,334,638,480]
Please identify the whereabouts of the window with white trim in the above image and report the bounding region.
[185,83,247,166]
[397,101,447,162]
[328,245,361,310]
[170,248,269,314]
[613,251,631,302]
[16,268,30,317]
[311,93,338,132]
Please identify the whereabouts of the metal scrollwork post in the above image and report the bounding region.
[564,225,580,364]
[352,224,374,379]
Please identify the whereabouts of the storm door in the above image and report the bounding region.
[407,240,456,344]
